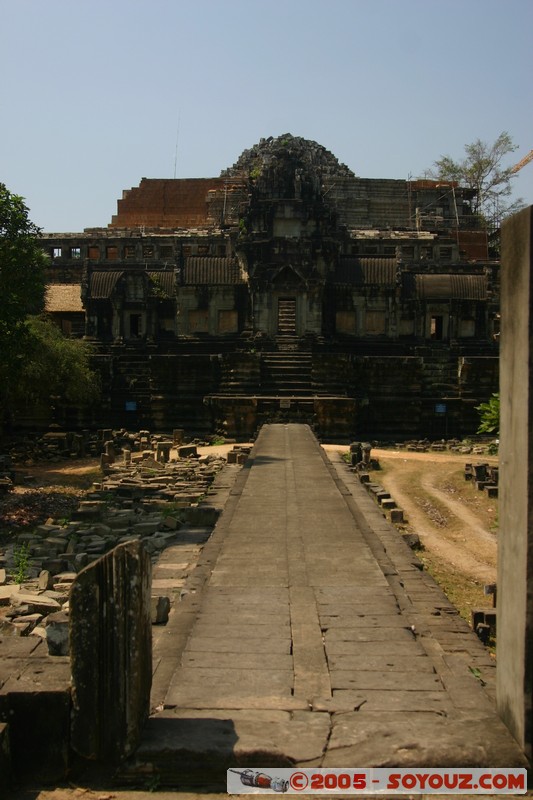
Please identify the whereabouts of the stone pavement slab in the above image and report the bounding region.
[119,424,528,790]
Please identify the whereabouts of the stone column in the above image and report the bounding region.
[69,540,152,762]
[497,206,533,758]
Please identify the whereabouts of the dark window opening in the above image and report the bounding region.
[88,246,100,261]
[130,314,141,338]
[142,245,154,259]
[52,247,62,259]
[160,245,173,258]
[70,247,81,259]
[125,245,136,259]
[106,246,119,260]
[198,245,209,256]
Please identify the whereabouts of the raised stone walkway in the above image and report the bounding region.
[119,423,527,789]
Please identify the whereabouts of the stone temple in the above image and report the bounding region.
[42,134,499,439]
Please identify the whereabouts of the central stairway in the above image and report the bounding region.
[260,352,312,395]
[277,298,296,335]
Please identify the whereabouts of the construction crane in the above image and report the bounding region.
[511,149,533,174]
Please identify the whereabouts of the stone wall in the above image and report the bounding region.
[497,206,533,758]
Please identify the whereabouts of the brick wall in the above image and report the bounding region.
[110,178,227,229]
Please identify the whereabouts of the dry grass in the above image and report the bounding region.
[374,449,498,622]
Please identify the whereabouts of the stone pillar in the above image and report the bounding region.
[497,206,533,758]
[156,441,172,463]
[69,541,152,762]
[173,428,185,445]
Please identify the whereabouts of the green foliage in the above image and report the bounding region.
[148,274,170,299]
[10,315,100,412]
[0,183,48,417]
[0,182,102,427]
[476,393,500,435]
[427,132,524,228]
[249,163,262,180]
[13,542,30,584]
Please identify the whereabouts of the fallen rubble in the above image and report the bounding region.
[0,433,247,655]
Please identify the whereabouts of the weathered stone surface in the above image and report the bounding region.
[45,611,70,656]
[151,595,170,625]
[324,712,528,768]
[0,721,11,792]
[498,206,533,759]
[70,540,152,762]
[9,592,61,615]
[38,569,54,590]
[0,659,71,781]
[178,445,198,459]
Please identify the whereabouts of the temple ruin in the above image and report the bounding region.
[42,134,499,439]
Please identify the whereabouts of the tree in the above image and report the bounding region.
[16,315,100,411]
[0,183,47,327]
[427,132,524,230]
[0,184,100,427]
[476,393,499,435]
[0,183,48,420]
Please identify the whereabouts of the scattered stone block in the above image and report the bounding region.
[161,515,180,530]
[53,572,77,585]
[402,531,420,549]
[38,570,54,591]
[181,505,219,526]
[0,586,13,606]
[12,621,32,636]
[73,552,89,570]
[381,499,396,510]
[45,611,70,656]
[0,620,21,636]
[12,613,43,627]
[151,595,170,625]
[390,509,404,524]
[156,442,173,463]
[173,429,185,445]
[376,491,391,505]
[10,593,61,615]
[178,445,198,459]
[0,569,6,586]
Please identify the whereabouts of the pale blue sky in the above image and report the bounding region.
[1,0,532,232]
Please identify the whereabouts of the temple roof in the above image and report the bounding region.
[221,133,355,180]
[334,258,397,285]
[45,284,83,312]
[184,257,244,285]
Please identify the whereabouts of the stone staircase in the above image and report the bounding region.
[277,298,296,335]
[260,352,313,395]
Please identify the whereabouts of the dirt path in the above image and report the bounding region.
[323,445,498,588]
[374,448,497,581]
